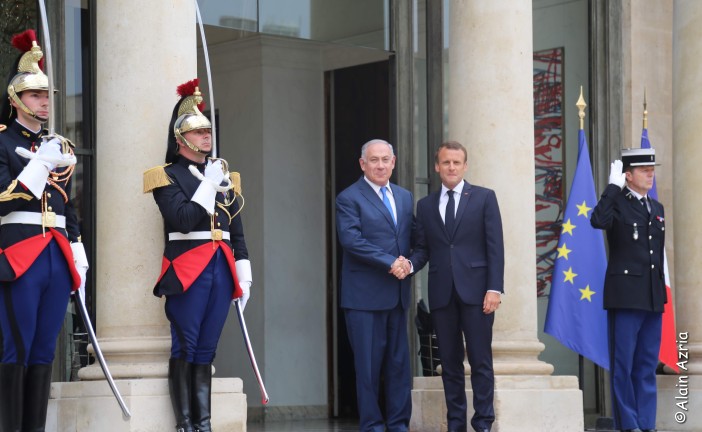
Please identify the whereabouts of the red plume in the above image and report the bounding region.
[176,78,206,112]
[11,29,44,71]
[11,29,36,52]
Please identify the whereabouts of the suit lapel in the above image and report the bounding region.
[452,181,472,235]
[431,190,449,238]
[358,178,396,230]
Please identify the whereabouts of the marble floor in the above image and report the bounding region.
[246,419,675,432]
[246,418,359,431]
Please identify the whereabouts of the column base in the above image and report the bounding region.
[656,375,701,431]
[411,375,583,432]
[46,378,246,432]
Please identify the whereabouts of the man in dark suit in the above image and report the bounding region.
[336,139,415,432]
[411,141,504,432]
[591,148,665,432]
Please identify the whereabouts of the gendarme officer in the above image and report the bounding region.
[591,147,665,432]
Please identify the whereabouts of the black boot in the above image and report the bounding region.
[0,363,25,432]
[22,364,53,432]
[191,364,213,432]
[169,358,195,432]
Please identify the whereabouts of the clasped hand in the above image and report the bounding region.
[389,256,411,280]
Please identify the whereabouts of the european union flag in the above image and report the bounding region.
[545,128,609,370]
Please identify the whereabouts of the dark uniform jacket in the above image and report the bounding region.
[149,156,248,298]
[0,121,80,286]
[591,184,666,312]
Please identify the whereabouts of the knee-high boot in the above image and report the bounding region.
[191,364,212,432]
[169,358,195,432]
[0,363,25,432]
[22,364,53,432]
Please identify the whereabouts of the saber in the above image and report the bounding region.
[234,300,269,404]
[36,0,55,136]
[194,0,265,402]
[73,290,132,419]
[194,1,218,157]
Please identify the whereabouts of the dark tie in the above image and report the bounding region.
[641,197,650,214]
[381,186,396,225]
[445,190,455,233]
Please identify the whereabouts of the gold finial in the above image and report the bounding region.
[576,86,587,130]
[642,88,648,130]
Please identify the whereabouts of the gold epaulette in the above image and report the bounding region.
[143,165,173,193]
[230,172,242,196]
[0,124,6,133]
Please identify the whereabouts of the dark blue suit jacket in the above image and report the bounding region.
[336,177,414,311]
[412,180,504,309]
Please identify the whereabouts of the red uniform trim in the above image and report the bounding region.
[157,256,171,283]
[3,234,52,279]
[163,241,242,296]
[50,228,81,291]
[1,229,80,290]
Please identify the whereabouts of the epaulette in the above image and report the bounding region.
[230,172,242,196]
[143,164,173,193]
[0,124,6,133]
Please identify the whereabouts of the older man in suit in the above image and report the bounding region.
[411,141,504,432]
[336,139,415,432]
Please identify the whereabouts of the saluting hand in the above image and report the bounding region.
[609,159,626,189]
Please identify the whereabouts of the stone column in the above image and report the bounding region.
[47,1,245,430]
[656,2,702,430]
[411,1,583,430]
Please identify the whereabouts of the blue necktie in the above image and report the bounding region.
[445,190,455,233]
[381,186,396,225]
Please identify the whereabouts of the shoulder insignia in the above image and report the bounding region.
[0,124,6,133]
[143,165,173,193]
[230,172,242,196]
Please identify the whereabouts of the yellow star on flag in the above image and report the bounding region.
[563,267,577,284]
[556,243,572,260]
[579,285,596,302]
[576,201,592,218]
[561,218,576,236]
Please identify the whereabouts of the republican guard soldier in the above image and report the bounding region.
[144,79,252,432]
[0,29,88,431]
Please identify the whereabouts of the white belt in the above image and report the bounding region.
[1,211,66,229]
[168,231,230,241]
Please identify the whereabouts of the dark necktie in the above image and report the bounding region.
[641,197,650,214]
[445,190,455,233]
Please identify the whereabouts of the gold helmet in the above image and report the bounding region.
[173,78,212,154]
[7,30,49,120]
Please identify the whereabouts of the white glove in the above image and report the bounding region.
[16,137,77,198]
[235,281,251,312]
[70,242,89,307]
[608,159,626,189]
[189,160,231,214]
[233,259,253,312]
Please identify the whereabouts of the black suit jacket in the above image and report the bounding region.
[411,180,504,309]
[591,184,666,312]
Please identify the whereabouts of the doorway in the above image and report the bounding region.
[326,59,391,418]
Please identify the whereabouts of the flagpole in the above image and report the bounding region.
[642,87,648,131]
[577,86,586,130]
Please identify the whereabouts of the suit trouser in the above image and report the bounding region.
[0,241,72,365]
[432,288,495,432]
[344,305,411,432]
[165,249,233,364]
[608,309,662,431]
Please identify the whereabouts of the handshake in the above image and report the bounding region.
[389,256,412,280]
